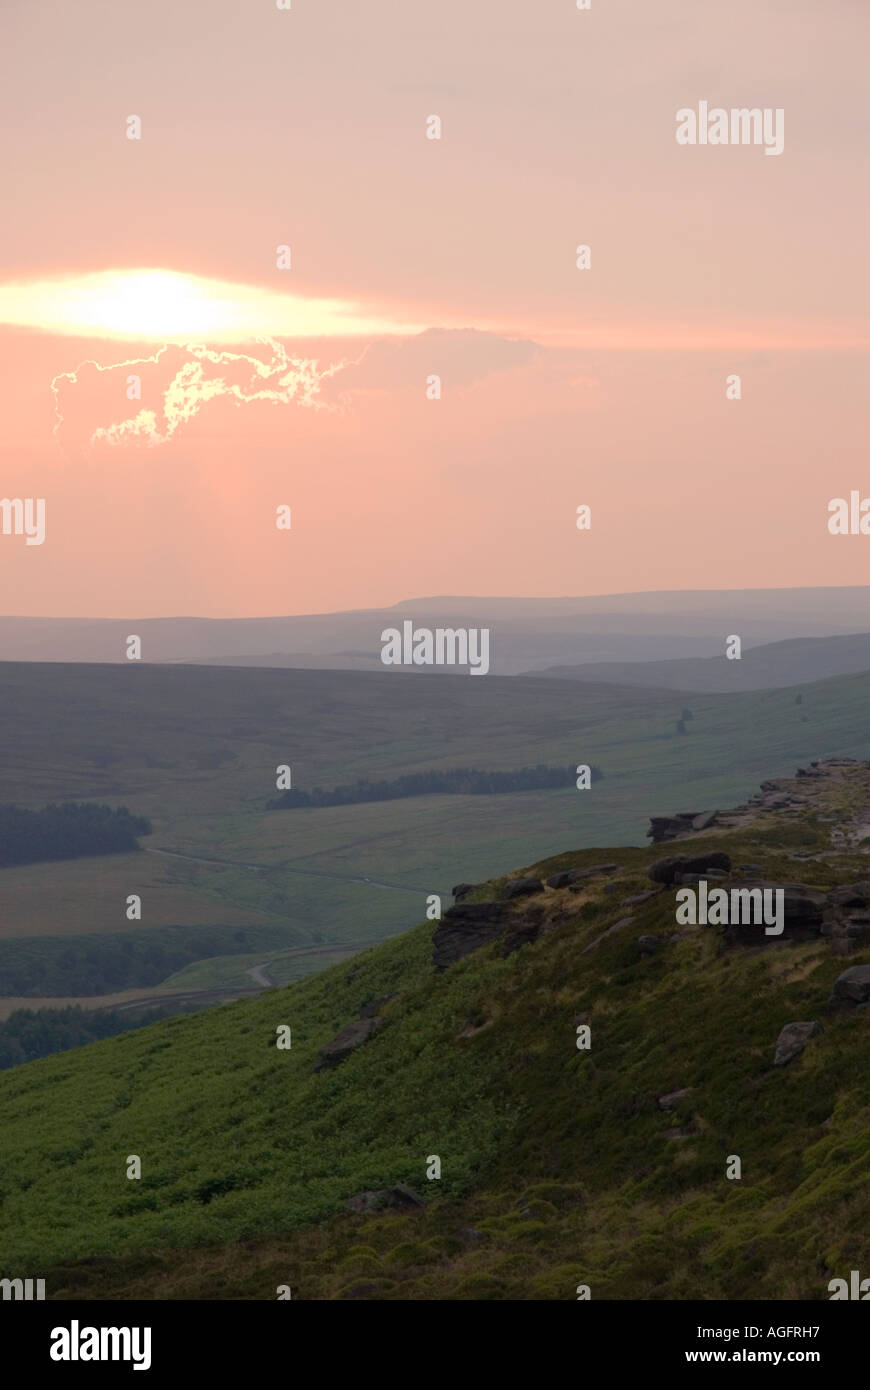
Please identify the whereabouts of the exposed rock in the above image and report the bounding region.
[648,852,731,885]
[774,1021,820,1067]
[829,963,870,1008]
[573,1011,590,1027]
[648,811,719,842]
[346,1184,426,1214]
[719,881,826,947]
[432,901,510,971]
[622,889,661,905]
[658,1087,693,1110]
[499,876,545,901]
[674,870,728,886]
[451,882,476,901]
[315,1016,382,1071]
[547,863,620,889]
[458,1226,490,1243]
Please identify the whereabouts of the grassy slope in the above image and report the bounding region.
[5,773,870,1300]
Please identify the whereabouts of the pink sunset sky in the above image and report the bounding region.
[0,0,868,618]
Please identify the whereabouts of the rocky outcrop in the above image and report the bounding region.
[546,864,619,889]
[432,901,511,971]
[774,1021,820,1067]
[315,1016,382,1071]
[648,852,731,885]
[451,882,476,901]
[500,876,545,901]
[648,811,719,843]
[719,881,826,946]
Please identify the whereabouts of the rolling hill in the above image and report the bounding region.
[527,631,870,692]
[3,756,870,1299]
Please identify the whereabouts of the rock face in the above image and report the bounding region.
[829,964,870,1007]
[432,901,511,971]
[315,1016,382,1071]
[648,852,731,885]
[499,876,545,901]
[774,1021,820,1067]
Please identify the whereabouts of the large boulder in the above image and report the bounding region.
[774,1021,820,1067]
[648,812,718,843]
[347,1184,426,1214]
[314,1016,382,1071]
[546,864,619,889]
[648,852,731,885]
[432,901,511,971]
[499,876,545,901]
[451,882,476,901]
[829,963,870,1008]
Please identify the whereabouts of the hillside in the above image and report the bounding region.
[7,659,870,1024]
[528,631,870,693]
[5,756,870,1299]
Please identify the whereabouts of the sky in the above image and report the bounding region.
[1,0,868,617]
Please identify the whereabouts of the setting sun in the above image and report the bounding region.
[0,268,423,342]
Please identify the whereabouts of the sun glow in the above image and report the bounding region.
[0,268,423,342]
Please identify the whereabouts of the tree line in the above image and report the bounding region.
[0,801,152,868]
[0,1004,180,1071]
[268,763,604,810]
